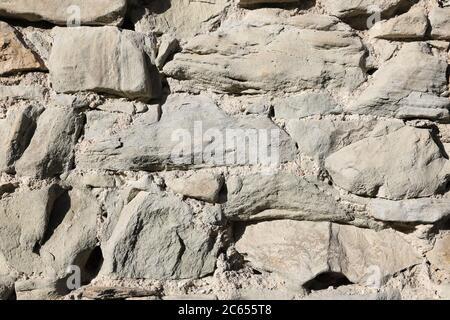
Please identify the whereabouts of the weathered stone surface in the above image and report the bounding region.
[40,188,100,280]
[166,172,224,203]
[236,220,421,286]
[0,185,64,274]
[49,27,159,101]
[427,233,450,272]
[367,198,450,223]
[325,126,450,200]
[430,7,450,40]
[14,278,68,300]
[76,95,297,172]
[130,0,228,39]
[0,85,45,101]
[369,7,428,40]
[0,21,44,75]
[0,0,127,26]
[321,0,411,19]
[273,92,341,119]
[164,12,366,95]
[347,43,450,120]
[286,118,404,165]
[155,35,179,70]
[101,191,219,280]
[15,106,84,179]
[0,105,43,173]
[223,172,350,222]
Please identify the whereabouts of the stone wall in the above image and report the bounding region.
[0,0,449,300]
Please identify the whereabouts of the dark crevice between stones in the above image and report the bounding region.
[42,190,71,245]
[240,0,315,10]
[303,272,352,292]
[81,246,104,284]
[0,17,55,30]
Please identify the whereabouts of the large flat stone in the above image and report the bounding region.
[49,26,159,101]
[347,43,450,120]
[101,191,220,280]
[76,95,297,172]
[236,220,421,287]
[325,126,450,200]
[164,11,366,95]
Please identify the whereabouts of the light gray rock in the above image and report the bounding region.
[40,188,100,280]
[155,35,179,70]
[15,106,84,179]
[223,172,350,222]
[76,95,297,172]
[164,12,366,95]
[101,191,220,280]
[430,7,450,40]
[325,126,450,200]
[236,220,421,287]
[49,26,160,101]
[0,85,45,101]
[165,172,224,203]
[286,118,404,165]
[321,0,411,20]
[130,0,229,39]
[97,101,136,115]
[369,7,428,40]
[0,105,43,173]
[427,233,450,272]
[367,198,450,223]
[15,278,69,300]
[0,185,64,274]
[273,92,341,119]
[0,0,127,26]
[347,43,450,120]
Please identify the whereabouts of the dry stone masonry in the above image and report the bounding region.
[0,0,449,300]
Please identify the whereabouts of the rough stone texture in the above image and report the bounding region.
[347,43,450,120]
[321,0,412,24]
[49,27,159,101]
[40,188,100,280]
[0,105,43,173]
[129,0,229,39]
[0,0,127,26]
[0,1,449,301]
[369,7,428,40]
[165,172,224,203]
[367,198,450,223]
[223,172,350,222]
[101,191,219,280]
[235,220,421,286]
[430,7,450,40]
[427,233,450,272]
[164,11,366,95]
[15,106,84,179]
[76,94,297,172]
[325,126,450,200]
[0,185,64,275]
[0,21,44,75]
